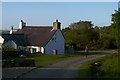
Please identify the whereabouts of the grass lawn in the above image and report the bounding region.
[22,51,105,67]
[78,53,120,79]
[3,51,108,67]
[24,53,83,67]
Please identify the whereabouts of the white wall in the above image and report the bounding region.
[0,36,4,49]
[0,36,4,44]
[44,30,64,54]
[41,47,44,54]
[27,46,40,53]
[4,40,17,49]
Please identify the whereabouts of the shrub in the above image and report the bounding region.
[2,47,24,59]
[2,59,35,67]
[90,61,102,77]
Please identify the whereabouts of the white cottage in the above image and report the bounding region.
[16,20,65,54]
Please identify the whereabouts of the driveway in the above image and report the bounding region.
[18,54,106,79]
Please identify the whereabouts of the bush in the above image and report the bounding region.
[2,47,24,59]
[90,61,102,77]
[2,59,35,67]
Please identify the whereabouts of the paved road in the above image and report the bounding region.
[78,50,117,54]
[2,67,36,78]
[19,54,106,79]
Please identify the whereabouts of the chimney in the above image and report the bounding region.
[19,20,26,29]
[10,26,13,34]
[53,19,61,30]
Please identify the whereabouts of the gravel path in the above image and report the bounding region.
[19,54,106,79]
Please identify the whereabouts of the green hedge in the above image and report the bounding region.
[2,47,24,59]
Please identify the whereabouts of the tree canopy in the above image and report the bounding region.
[111,8,120,50]
[62,8,119,51]
[69,21,93,30]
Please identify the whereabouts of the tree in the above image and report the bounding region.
[62,21,99,50]
[111,8,120,51]
[69,21,93,30]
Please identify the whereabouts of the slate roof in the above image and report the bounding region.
[2,34,27,46]
[17,26,57,47]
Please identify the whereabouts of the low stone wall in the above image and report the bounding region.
[2,59,35,67]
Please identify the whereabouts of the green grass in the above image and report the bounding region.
[24,53,83,67]
[24,51,104,67]
[4,51,107,67]
[78,53,120,78]
[101,54,119,78]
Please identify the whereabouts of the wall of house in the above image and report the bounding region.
[27,46,40,53]
[4,40,17,49]
[44,30,64,54]
[0,36,4,44]
[0,36,4,49]
[41,47,45,54]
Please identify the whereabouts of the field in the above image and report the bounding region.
[78,53,120,78]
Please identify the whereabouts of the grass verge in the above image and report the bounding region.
[24,53,83,67]
[3,51,108,67]
[78,53,120,79]
[24,51,106,67]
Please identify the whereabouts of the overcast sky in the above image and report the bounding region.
[2,2,118,29]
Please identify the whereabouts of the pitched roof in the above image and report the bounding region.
[17,26,57,46]
[2,34,27,46]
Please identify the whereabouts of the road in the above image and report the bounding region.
[18,54,106,79]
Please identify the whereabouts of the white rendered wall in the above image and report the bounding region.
[0,36,4,49]
[41,47,44,54]
[0,36,4,43]
[27,46,40,53]
[44,30,64,54]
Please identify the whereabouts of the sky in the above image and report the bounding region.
[2,2,118,29]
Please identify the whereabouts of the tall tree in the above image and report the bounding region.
[111,8,120,51]
[69,21,93,30]
[62,21,99,50]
